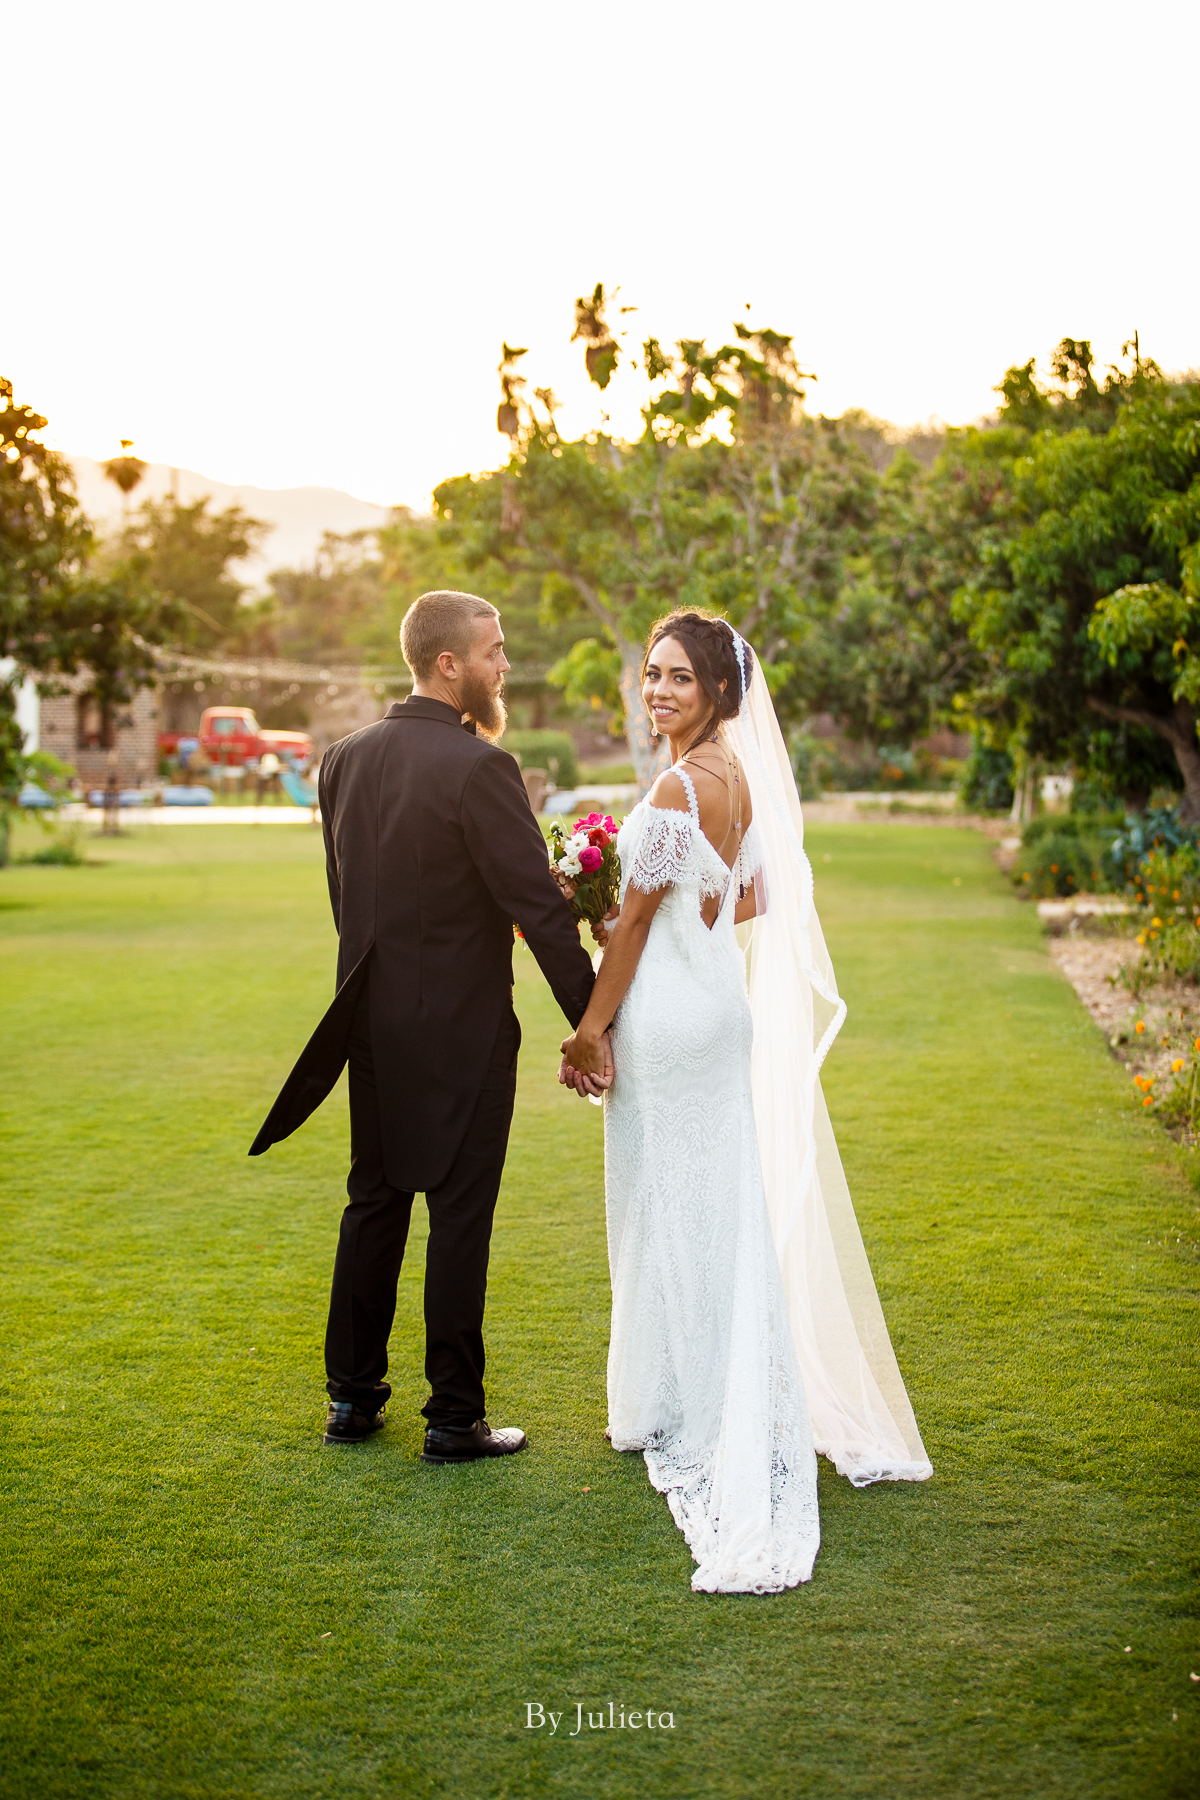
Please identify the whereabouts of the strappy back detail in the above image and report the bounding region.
[675,764,701,827]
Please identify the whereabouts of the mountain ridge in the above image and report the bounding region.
[67,456,394,586]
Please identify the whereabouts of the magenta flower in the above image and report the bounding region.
[578,846,603,874]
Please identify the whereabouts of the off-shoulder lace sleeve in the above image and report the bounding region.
[738,819,763,882]
[622,806,725,899]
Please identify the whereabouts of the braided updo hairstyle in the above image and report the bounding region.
[642,610,751,756]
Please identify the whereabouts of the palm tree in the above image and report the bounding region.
[101,440,147,519]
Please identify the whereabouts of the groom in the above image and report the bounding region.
[250,590,606,1460]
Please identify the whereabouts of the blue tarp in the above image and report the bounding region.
[88,789,154,808]
[161,786,215,806]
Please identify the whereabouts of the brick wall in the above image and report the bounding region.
[39,680,162,787]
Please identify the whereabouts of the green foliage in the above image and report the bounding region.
[437,318,883,787]
[952,349,1200,810]
[546,636,623,720]
[0,376,91,667]
[1108,804,1200,872]
[498,728,578,788]
[16,822,85,865]
[1012,829,1117,897]
[363,509,586,694]
[789,732,880,796]
[0,677,24,795]
[268,529,383,662]
[1,376,182,741]
[788,445,981,749]
[1147,1016,1200,1132]
[960,737,1015,811]
[1069,774,1121,815]
[112,495,270,652]
[1013,810,1127,895]
[1021,813,1125,843]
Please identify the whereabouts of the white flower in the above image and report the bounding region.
[566,832,590,855]
[560,855,583,876]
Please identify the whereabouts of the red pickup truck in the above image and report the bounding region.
[158,706,313,767]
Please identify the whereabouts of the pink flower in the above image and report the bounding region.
[578,846,603,874]
[575,812,601,833]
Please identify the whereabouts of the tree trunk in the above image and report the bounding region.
[615,629,667,796]
[1008,753,1038,825]
[531,545,667,798]
[1170,712,1200,822]
[1086,696,1200,821]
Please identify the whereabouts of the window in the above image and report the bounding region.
[77,693,114,750]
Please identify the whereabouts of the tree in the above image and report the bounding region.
[438,292,874,789]
[111,495,270,650]
[953,348,1200,812]
[782,445,982,747]
[268,530,384,664]
[1,379,183,849]
[1,376,92,674]
[101,440,147,516]
[1088,529,1200,812]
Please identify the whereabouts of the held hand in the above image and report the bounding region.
[558,1028,614,1097]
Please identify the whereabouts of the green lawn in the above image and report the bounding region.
[1,817,1196,1799]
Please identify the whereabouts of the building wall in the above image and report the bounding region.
[39,681,162,787]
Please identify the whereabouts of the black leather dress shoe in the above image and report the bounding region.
[323,1401,387,1446]
[420,1418,528,1464]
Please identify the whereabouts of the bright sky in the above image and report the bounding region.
[7,0,1198,509]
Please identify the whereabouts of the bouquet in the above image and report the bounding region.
[548,811,622,929]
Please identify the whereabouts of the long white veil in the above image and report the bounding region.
[724,638,932,1487]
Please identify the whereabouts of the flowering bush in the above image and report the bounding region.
[1012,816,1122,897]
[1130,1017,1200,1137]
[1117,845,1200,986]
[547,812,622,928]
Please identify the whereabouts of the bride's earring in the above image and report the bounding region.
[649,711,659,739]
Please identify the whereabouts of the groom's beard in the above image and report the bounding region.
[460,665,507,742]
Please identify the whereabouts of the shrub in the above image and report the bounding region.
[1122,846,1200,981]
[960,740,1014,811]
[1022,814,1124,845]
[1134,1018,1200,1135]
[1108,806,1200,873]
[1070,778,1121,816]
[1013,829,1118,897]
[17,825,86,866]
[500,730,578,790]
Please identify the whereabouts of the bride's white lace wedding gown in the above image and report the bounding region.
[604,767,821,1593]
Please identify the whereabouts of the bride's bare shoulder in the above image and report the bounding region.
[647,769,691,814]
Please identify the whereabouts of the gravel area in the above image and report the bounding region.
[1049,929,1200,1088]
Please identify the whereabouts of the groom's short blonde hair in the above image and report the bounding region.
[400,590,499,680]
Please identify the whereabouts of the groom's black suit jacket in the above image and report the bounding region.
[249,695,595,1191]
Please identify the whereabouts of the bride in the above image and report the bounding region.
[559,610,932,1595]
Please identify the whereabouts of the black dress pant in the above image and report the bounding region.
[324,979,521,1428]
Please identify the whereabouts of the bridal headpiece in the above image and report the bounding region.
[724,622,750,709]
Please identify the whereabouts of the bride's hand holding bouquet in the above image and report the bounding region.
[548,812,621,942]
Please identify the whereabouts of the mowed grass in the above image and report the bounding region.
[0,816,1197,1800]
